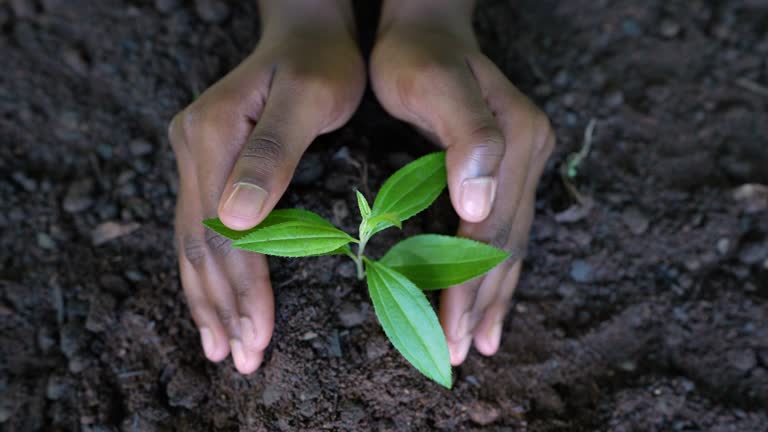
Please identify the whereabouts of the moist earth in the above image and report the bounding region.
[1,0,767,431]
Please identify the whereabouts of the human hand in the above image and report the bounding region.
[370,0,555,365]
[169,0,365,373]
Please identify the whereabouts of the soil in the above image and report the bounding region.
[1,0,767,431]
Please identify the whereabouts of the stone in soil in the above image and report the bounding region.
[338,302,367,328]
[166,367,209,409]
[91,221,140,246]
[570,259,593,283]
[621,207,649,235]
[63,179,95,213]
[194,0,229,23]
[467,400,501,426]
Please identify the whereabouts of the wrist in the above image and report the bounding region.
[258,0,355,39]
[379,0,476,36]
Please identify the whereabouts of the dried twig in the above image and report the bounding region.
[736,78,768,98]
[560,118,597,205]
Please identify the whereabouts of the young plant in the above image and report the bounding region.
[203,152,509,388]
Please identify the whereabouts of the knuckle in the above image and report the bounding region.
[467,130,506,165]
[233,282,250,301]
[176,102,222,151]
[240,133,285,175]
[216,307,236,330]
[204,230,231,257]
[180,234,208,267]
[240,132,286,179]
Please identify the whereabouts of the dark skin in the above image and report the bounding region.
[169,0,554,373]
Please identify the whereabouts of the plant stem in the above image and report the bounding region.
[355,238,368,280]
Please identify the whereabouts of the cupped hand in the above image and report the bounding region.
[370,2,555,365]
[169,2,365,373]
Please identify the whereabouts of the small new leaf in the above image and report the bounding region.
[203,209,335,240]
[356,190,371,218]
[364,212,402,237]
[232,221,355,257]
[365,260,452,388]
[371,152,446,234]
[380,234,510,290]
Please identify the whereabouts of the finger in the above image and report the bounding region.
[177,224,231,362]
[440,57,555,363]
[441,265,505,365]
[472,261,522,356]
[217,69,343,230]
[222,251,274,374]
[171,120,251,368]
[178,204,246,361]
[398,60,515,222]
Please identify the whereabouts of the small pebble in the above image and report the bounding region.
[365,340,388,360]
[738,242,768,265]
[570,259,593,283]
[63,179,94,213]
[91,221,140,246]
[11,171,37,191]
[338,302,366,328]
[10,0,35,18]
[154,0,180,13]
[336,261,356,279]
[467,401,501,426]
[62,47,89,75]
[621,207,649,235]
[124,270,145,282]
[166,368,209,409]
[622,18,643,37]
[716,238,730,255]
[604,90,624,108]
[46,375,70,400]
[37,232,56,250]
[129,139,153,157]
[660,19,681,38]
[195,0,229,23]
[727,349,757,372]
[301,331,318,341]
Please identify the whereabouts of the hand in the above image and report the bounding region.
[370,0,555,365]
[168,0,365,373]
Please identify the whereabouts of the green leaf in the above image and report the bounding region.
[356,190,371,218]
[380,234,510,290]
[203,209,335,240]
[371,152,446,231]
[232,221,355,257]
[364,212,402,237]
[365,260,452,388]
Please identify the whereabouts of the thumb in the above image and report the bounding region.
[409,64,506,223]
[445,121,505,223]
[217,72,335,230]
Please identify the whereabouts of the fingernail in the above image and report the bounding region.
[222,182,267,220]
[200,327,215,358]
[240,317,255,344]
[230,339,247,371]
[449,335,473,365]
[460,177,496,221]
[486,322,503,352]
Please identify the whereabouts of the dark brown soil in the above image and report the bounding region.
[1,0,767,430]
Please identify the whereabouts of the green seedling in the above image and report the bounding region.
[203,152,509,388]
